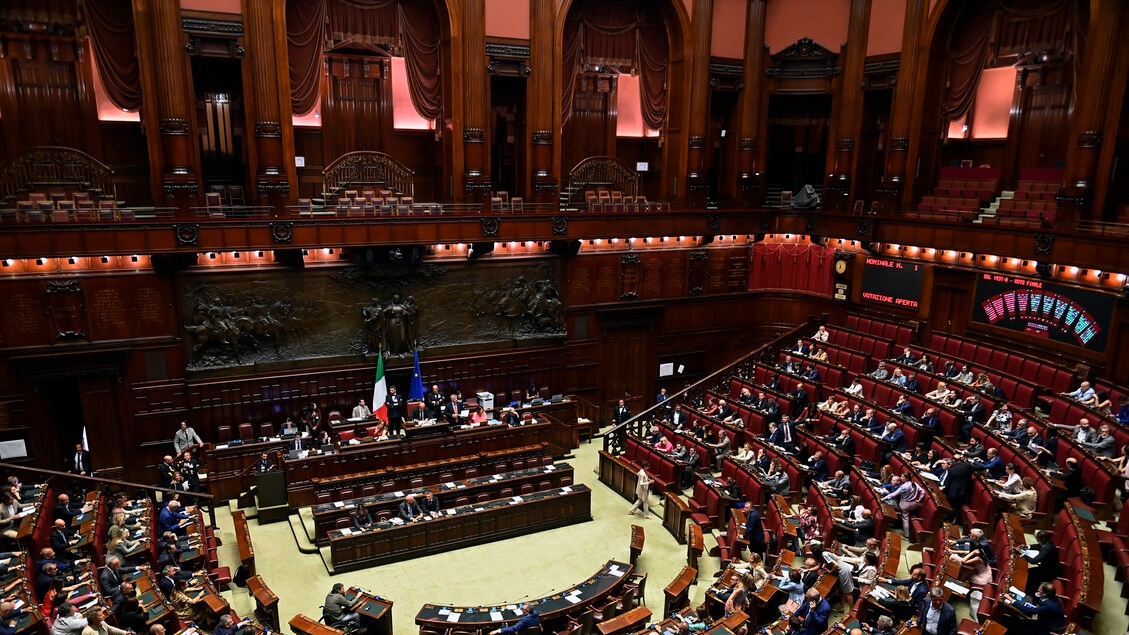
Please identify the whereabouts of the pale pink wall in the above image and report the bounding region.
[867,0,906,56]
[616,74,659,137]
[710,0,747,59]
[91,49,140,122]
[765,0,850,54]
[486,0,530,40]
[180,0,241,14]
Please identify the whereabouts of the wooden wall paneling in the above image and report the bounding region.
[462,0,490,201]
[78,374,126,478]
[825,0,872,211]
[322,55,391,163]
[293,128,324,199]
[561,77,616,177]
[529,0,558,205]
[1061,1,1128,222]
[885,0,927,212]
[598,310,657,421]
[732,0,767,203]
[242,0,296,208]
[136,0,202,207]
[2,36,88,155]
[99,123,154,206]
[683,0,714,208]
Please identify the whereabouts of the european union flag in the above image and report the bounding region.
[409,348,426,400]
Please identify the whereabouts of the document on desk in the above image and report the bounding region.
[1022,549,1038,558]
[562,487,573,493]
[446,509,456,515]
[446,482,457,488]
[446,612,461,623]
[490,611,505,621]
[943,579,968,595]
[393,491,405,497]
[545,465,556,471]
[564,594,582,604]
[334,501,345,508]
[512,496,523,502]
[868,586,891,600]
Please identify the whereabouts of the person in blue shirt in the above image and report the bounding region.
[490,603,539,635]
[792,588,830,635]
[158,500,192,535]
[214,613,251,635]
[1117,395,1129,425]
[969,447,1005,478]
[1003,582,1064,635]
[0,601,24,635]
[880,422,907,462]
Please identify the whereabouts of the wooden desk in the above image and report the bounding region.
[662,491,692,544]
[289,614,343,635]
[596,605,652,635]
[247,575,280,631]
[343,588,394,635]
[208,438,292,500]
[329,485,592,572]
[233,509,255,573]
[415,560,633,631]
[663,566,697,616]
[312,463,573,542]
[288,420,576,507]
[629,524,644,567]
[687,523,704,570]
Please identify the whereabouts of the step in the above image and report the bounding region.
[288,511,320,555]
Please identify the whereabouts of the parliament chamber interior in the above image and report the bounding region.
[2,0,1129,635]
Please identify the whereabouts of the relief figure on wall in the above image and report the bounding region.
[362,294,420,357]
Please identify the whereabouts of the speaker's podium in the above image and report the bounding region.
[255,470,289,524]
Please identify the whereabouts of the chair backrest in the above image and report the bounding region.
[520,483,534,495]
[464,468,477,478]
[511,197,524,213]
[339,489,354,501]
[259,423,274,438]
[329,411,342,422]
[117,209,135,220]
[100,200,116,209]
[217,425,232,442]
[361,485,376,497]
[57,200,75,210]
[206,192,222,208]
[51,210,69,222]
[381,482,396,493]
[440,472,454,482]
[500,488,514,498]
[410,477,424,488]
[238,423,254,441]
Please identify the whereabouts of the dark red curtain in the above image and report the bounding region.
[287,0,326,115]
[749,244,834,297]
[397,2,442,121]
[561,0,668,129]
[943,0,1086,121]
[83,0,140,111]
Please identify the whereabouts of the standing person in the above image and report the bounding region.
[613,399,631,425]
[627,461,652,519]
[742,502,765,558]
[386,386,405,437]
[910,587,956,635]
[172,422,202,455]
[68,444,90,477]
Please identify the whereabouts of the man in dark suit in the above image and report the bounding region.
[671,404,688,429]
[254,453,275,474]
[793,589,830,635]
[443,394,463,425]
[419,491,440,514]
[741,503,765,557]
[99,556,138,596]
[49,519,78,562]
[1017,530,1061,594]
[398,495,424,522]
[1003,582,1065,635]
[826,429,855,456]
[67,444,91,476]
[288,436,307,453]
[53,493,90,528]
[958,395,986,442]
[839,508,874,546]
[969,447,1004,478]
[424,384,445,420]
[917,408,942,446]
[791,383,809,418]
[764,374,781,391]
[157,455,176,489]
[860,408,881,432]
[715,399,735,421]
[613,399,631,425]
[942,459,975,520]
[904,373,923,393]
[912,587,956,635]
[802,365,821,382]
[386,386,405,436]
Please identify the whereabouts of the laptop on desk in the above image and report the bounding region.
[530,398,544,406]
[550,394,563,403]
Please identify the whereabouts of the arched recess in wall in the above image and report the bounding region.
[909,0,1091,203]
[554,0,690,201]
[286,0,459,201]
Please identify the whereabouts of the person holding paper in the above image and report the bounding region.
[350,507,373,531]
[1002,582,1065,635]
[627,461,652,519]
[489,603,538,635]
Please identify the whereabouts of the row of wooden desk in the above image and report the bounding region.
[311,463,574,542]
[205,402,578,502]
[328,485,592,572]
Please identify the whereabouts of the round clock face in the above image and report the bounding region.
[834,259,848,275]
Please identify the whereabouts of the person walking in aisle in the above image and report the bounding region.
[628,461,652,519]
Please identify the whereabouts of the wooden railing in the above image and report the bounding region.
[322,151,414,201]
[0,461,217,528]
[0,146,117,203]
[601,317,821,454]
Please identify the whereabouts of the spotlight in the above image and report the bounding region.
[68,257,76,264]
[131,255,139,262]
[101,256,109,263]
[233,252,240,258]
[36,258,45,265]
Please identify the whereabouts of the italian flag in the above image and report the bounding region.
[372,355,388,420]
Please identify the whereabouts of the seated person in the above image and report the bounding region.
[844,378,864,397]
[654,436,674,453]
[398,495,424,522]
[350,507,373,531]
[870,361,889,381]
[925,381,952,402]
[1061,381,1096,405]
[893,347,917,365]
[997,477,1037,518]
[419,491,441,514]
[470,406,490,425]
[889,368,907,387]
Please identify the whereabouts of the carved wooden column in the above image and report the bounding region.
[134,0,200,207]
[461,0,491,202]
[878,0,926,215]
[241,0,297,211]
[528,0,558,207]
[825,0,871,212]
[1059,0,1128,223]
[733,0,766,206]
[684,0,714,209]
